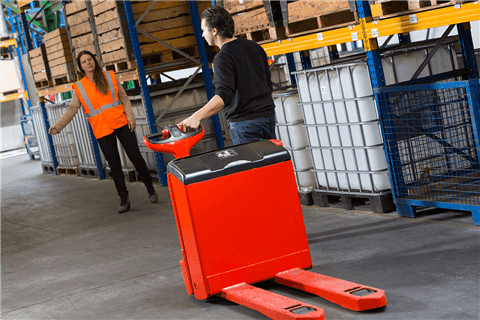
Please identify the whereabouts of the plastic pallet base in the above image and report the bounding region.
[299,190,314,206]
[41,163,55,174]
[79,166,102,178]
[105,168,137,182]
[312,190,395,213]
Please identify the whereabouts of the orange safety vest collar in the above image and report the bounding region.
[73,70,128,139]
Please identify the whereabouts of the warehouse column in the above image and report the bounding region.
[356,0,415,218]
[19,7,33,51]
[188,1,225,149]
[299,51,311,70]
[285,53,296,85]
[123,0,168,187]
[39,98,59,174]
[457,22,479,79]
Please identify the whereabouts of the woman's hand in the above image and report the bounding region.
[128,120,136,132]
[48,126,59,135]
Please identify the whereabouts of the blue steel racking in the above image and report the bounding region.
[6,0,226,186]
[260,0,479,222]
[1,4,44,161]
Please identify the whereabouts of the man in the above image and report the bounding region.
[179,5,276,145]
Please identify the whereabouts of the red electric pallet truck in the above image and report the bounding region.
[144,125,386,320]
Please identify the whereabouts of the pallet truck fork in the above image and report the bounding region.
[144,125,386,320]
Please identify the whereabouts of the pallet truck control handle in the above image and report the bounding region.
[143,125,205,159]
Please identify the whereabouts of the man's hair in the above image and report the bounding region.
[201,5,235,38]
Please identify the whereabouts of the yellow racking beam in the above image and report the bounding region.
[0,90,28,103]
[0,38,17,49]
[364,2,480,39]
[261,2,479,56]
[37,83,74,97]
[262,24,363,57]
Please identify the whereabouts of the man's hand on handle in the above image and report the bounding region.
[178,115,201,133]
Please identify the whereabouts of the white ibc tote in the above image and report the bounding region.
[296,44,457,193]
[274,89,316,192]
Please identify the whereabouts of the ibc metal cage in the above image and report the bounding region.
[374,79,480,225]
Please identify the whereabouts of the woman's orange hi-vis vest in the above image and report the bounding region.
[73,70,128,139]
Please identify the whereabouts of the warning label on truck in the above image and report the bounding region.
[216,149,238,159]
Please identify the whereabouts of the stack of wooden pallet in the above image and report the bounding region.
[285,1,358,37]
[371,0,468,19]
[92,0,133,72]
[85,1,217,74]
[44,28,76,86]
[28,44,51,88]
[131,0,215,71]
[225,0,286,43]
[65,0,95,63]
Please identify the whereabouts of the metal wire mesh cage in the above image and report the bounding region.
[374,79,480,216]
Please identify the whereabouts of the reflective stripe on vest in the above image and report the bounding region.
[76,72,121,119]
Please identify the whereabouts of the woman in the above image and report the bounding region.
[48,51,158,214]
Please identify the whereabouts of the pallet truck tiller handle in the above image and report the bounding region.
[143,125,205,159]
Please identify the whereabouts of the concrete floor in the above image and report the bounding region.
[2,151,480,320]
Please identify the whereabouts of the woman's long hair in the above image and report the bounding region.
[76,51,110,95]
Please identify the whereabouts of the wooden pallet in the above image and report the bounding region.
[312,189,396,213]
[223,0,264,14]
[28,44,52,88]
[0,88,24,100]
[93,0,134,73]
[33,71,53,88]
[44,28,75,84]
[56,166,80,177]
[106,43,216,75]
[53,74,74,86]
[371,0,471,20]
[1,51,10,59]
[65,0,86,16]
[103,58,134,73]
[235,25,287,44]
[51,61,75,86]
[232,7,273,34]
[34,79,53,89]
[66,0,95,60]
[286,7,359,38]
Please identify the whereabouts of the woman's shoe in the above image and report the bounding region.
[149,192,158,203]
[118,196,131,213]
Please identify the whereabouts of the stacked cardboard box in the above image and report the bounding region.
[65,0,96,63]
[28,44,52,88]
[44,28,75,85]
[92,0,133,71]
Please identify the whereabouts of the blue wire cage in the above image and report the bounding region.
[374,79,480,225]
